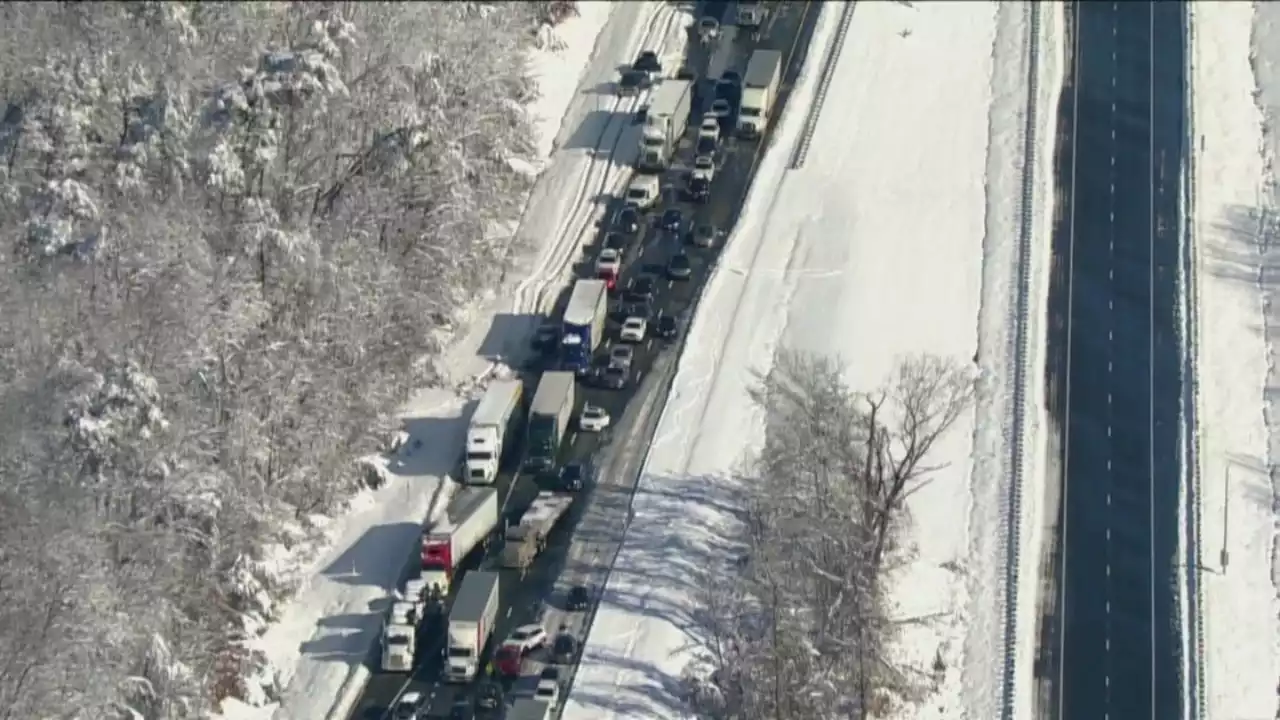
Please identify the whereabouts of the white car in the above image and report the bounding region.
[503,624,548,653]
[579,404,611,432]
[697,17,720,43]
[698,115,720,142]
[536,666,562,705]
[624,174,661,211]
[595,248,622,275]
[692,155,715,182]
[710,98,732,119]
[620,316,647,343]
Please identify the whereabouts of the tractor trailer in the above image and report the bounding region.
[464,379,525,484]
[502,492,575,569]
[444,570,501,683]
[524,372,576,472]
[420,487,499,601]
[638,79,693,172]
[738,49,782,139]
[561,279,608,376]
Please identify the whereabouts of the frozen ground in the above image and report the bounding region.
[1191,3,1280,718]
[562,2,1059,718]
[212,4,665,718]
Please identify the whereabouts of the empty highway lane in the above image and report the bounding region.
[1046,2,1186,719]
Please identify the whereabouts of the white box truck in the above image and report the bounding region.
[420,488,499,600]
[380,599,425,672]
[464,379,525,484]
[738,49,783,139]
[444,570,501,683]
[501,492,575,569]
[524,372,576,472]
[638,79,693,172]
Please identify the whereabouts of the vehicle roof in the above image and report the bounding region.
[431,486,496,536]
[451,571,500,620]
[531,371,575,415]
[628,174,660,190]
[745,49,783,87]
[564,279,607,326]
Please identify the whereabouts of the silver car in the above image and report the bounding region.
[609,344,635,370]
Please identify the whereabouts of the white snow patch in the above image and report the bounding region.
[1191,3,1280,717]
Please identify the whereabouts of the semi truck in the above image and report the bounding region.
[420,487,499,601]
[380,599,425,672]
[464,379,525,484]
[524,372,576,472]
[638,79,693,172]
[738,49,783,139]
[501,492,575,569]
[444,570,501,683]
[561,279,608,375]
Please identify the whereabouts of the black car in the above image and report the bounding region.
[659,208,683,233]
[448,701,472,720]
[655,313,680,340]
[531,321,560,353]
[559,461,594,492]
[613,206,642,235]
[667,252,692,280]
[633,50,662,75]
[715,77,741,104]
[618,69,647,96]
[686,175,710,203]
[534,468,561,490]
[604,231,629,253]
[600,364,628,390]
[552,632,578,663]
[618,297,654,323]
[689,223,717,248]
[720,69,743,87]
[695,134,717,158]
[567,584,591,611]
[475,682,503,711]
[393,693,424,720]
[627,275,657,302]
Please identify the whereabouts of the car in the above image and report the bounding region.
[567,584,591,611]
[698,114,721,141]
[531,321,560,353]
[720,69,742,87]
[691,154,715,182]
[448,701,472,720]
[633,50,662,78]
[596,247,622,274]
[667,252,693,280]
[505,624,548,653]
[537,665,563,704]
[552,631,578,663]
[609,344,635,369]
[715,79,740,105]
[655,313,680,340]
[627,275,657,302]
[393,691,424,720]
[600,364,628,390]
[474,682,504,711]
[620,316,647,343]
[618,298,654,323]
[604,231,629,253]
[686,175,710,203]
[697,16,720,43]
[676,64,696,80]
[493,644,524,677]
[695,134,718,159]
[624,174,661,211]
[579,404,611,432]
[533,468,561,490]
[690,224,718,248]
[618,68,647,96]
[659,208,683,233]
[559,461,593,491]
[613,206,642,235]
[710,98,733,119]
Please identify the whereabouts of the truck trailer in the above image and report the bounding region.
[561,279,608,375]
[464,379,525,484]
[524,372,576,472]
[501,492,575,569]
[738,49,783,138]
[444,570,501,683]
[420,487,499,599]
[638,79,693,172]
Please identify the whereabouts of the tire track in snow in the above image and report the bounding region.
[512,6,684,318]
[1000,3,1040,718]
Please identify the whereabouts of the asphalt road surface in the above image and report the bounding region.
[347,2,821,718]
[1045,2,1186,719]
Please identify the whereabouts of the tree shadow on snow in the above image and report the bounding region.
[389,411,470,478]
[568,646,690,718]
[563,109,643,153]
[321,521,422,587]
[478,312,541,364]
[299,612,379,663]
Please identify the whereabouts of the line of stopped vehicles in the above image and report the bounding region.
[380,5,780,720]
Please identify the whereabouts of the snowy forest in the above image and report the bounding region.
[682,350,974,719]
[0,1,575,716]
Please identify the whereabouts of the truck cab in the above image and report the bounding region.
[382,622,416,672]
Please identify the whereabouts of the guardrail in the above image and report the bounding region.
[788,1,855,169]
[1000,3,1042,719]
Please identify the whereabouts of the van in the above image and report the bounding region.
[623,174,661,211]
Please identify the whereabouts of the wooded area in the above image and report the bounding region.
[682,350,974,719]
[0,2,574,715]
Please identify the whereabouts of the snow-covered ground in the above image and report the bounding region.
[212,4,699,718]
[562,3,1061,718]
[1190,3,1280,718]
